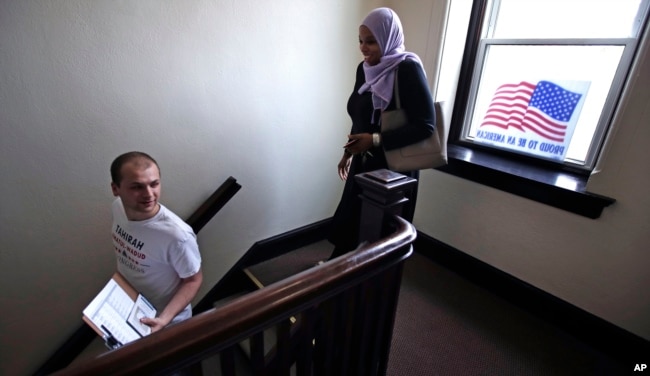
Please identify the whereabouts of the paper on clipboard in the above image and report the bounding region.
[126,294,157,337]
[82,272,156,346]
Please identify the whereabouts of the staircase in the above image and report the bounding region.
[37,170,419,375]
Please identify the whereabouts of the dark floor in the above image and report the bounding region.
[388,252,629,376]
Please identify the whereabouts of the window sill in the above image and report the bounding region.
[436,145,615,219]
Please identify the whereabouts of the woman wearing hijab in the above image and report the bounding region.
[327,7,436,259]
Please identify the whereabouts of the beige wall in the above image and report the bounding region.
[1,1,649,375]
[0,1,377,374]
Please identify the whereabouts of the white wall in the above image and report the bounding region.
[0,1,377,374]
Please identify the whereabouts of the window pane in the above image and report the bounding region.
[466,44,624,163]
[435,0,473,102]
[493,0,643,39]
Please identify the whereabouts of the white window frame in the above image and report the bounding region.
[453,0,650,172]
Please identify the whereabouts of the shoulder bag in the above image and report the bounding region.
[381,72,448,172]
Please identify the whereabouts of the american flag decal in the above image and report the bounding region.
[480,81,583,142]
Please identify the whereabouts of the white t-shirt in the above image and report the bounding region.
[111,198,201,323]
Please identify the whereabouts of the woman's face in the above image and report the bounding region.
[359,25,381,66]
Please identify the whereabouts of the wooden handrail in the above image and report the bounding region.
[53,216,416,376]
[33,177,240,376]
[187,176,241,234]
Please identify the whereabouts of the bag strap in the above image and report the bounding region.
[393,70,402,109]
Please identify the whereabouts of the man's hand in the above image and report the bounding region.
[139,316,170,333]
[140,269,203,333]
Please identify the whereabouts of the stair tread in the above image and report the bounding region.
[245,240,332,287]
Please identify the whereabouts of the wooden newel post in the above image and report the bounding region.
[355,169,418,244]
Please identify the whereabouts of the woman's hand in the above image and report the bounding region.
[338,133,374,180]
[338,152,352,180]
[344,133,373,155]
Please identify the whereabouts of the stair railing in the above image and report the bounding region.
[51,169,418,376]
[52,215,416,376]
[43,169,418,375]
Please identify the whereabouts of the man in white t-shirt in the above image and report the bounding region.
[110,151,202,332]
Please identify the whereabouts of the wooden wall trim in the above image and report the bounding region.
[414,231,649,364]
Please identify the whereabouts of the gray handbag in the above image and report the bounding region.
[381,72,448,172]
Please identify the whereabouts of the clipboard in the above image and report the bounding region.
[82,272,156,349]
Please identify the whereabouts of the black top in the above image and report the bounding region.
[347,58,436,152]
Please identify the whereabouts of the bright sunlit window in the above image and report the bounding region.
[442,0,649,171]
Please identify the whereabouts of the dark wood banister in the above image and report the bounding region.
[186,176,242,234]
[33,177,241,376]
[40,169,417,375]
[52,216,416,376]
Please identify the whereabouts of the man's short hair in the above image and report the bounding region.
[110,151,160,186]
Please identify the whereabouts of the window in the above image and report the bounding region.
[433,0,649,218]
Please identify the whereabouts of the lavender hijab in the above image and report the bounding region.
[358,8,422,112]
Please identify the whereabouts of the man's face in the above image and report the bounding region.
[111,160,161,221]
